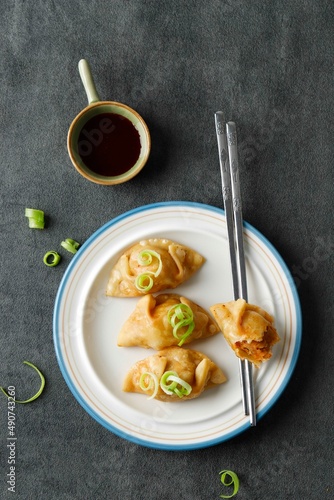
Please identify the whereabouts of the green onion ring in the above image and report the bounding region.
[219,470,240,498]
[135,273,154,292]
[134,250,163,291]
[160,370,179,395]
[25,208,45,229]
[137,250,153,266]
[174,322,195,347]
[137,250,162,277]
[160,371,192,398]
[27,219,44,229]
[61,238,80,254]
[165,375,192,396]
[170,310,192,327]
[167,303,195,346]
[173,387,184,398]
[0,361,45,404]
[167,304,192,322]
[139,372,159,400]
[43,251,61,267]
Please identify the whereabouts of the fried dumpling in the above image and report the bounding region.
[106,238,204,297]
[123,346,227,402]
[117,293,219,350]
[210,298,280,367]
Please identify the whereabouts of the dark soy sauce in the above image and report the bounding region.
[77,112,141,176]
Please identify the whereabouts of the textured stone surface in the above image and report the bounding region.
[0,1,333,498]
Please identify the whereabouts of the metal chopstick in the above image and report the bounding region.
[226,121,256,426]
[214,111,249,417]
[214,112,256,426]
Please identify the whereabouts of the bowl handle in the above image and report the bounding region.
[78,59,100,104]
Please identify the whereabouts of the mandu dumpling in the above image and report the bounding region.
[106,238,204,297]
[210,298,280,367]
[117,293,219,350]
[123,346,227,402]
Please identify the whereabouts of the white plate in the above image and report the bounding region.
[53,202,302,450]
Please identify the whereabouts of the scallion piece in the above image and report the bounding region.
[25,208,45,229]
[139,372,159,400]
[134,250,162,292]
[219,470,240,498]
[160,370,179,394]
[167,303,195,346]
[165,375,192,397]
[160,371,192,398]
[137,250,162,277]
[28,219,44,229]
[0,361,45,404]
[43,251,61,267]
[135,273,154,292]
[61,238,80,254]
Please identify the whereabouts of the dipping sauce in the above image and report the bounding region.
[77,113,141,176]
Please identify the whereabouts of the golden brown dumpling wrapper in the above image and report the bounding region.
[117,293,219,350]
[106,238,204,297]
[210,298,280,367]
[123,346,227,402]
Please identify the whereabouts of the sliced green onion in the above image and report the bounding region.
[27,219,44,229]
[43,251,61,267]
[160,370,179,394]
[135,273,154,292]
[165,375,192,397]
[134,250,162,292]
[137,250,162,277]
[137,250,154,266]
[139,372,159,400]
[0,361,45,404]
[167,303,195,346]
[167,304,193,323]
[25,208,45,229]
[160,371,192,398]
[25,208,44,220]
[219,470,240,498]
[61,238,80,254]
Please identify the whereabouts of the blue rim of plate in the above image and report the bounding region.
[53,201,302,450]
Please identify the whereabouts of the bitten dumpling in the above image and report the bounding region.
[106,238,204,297]
[117,293,219,350]
[210,298,280,367]
[123,347,227,402]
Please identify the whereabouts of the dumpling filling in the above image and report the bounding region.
[210,299,280,367]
